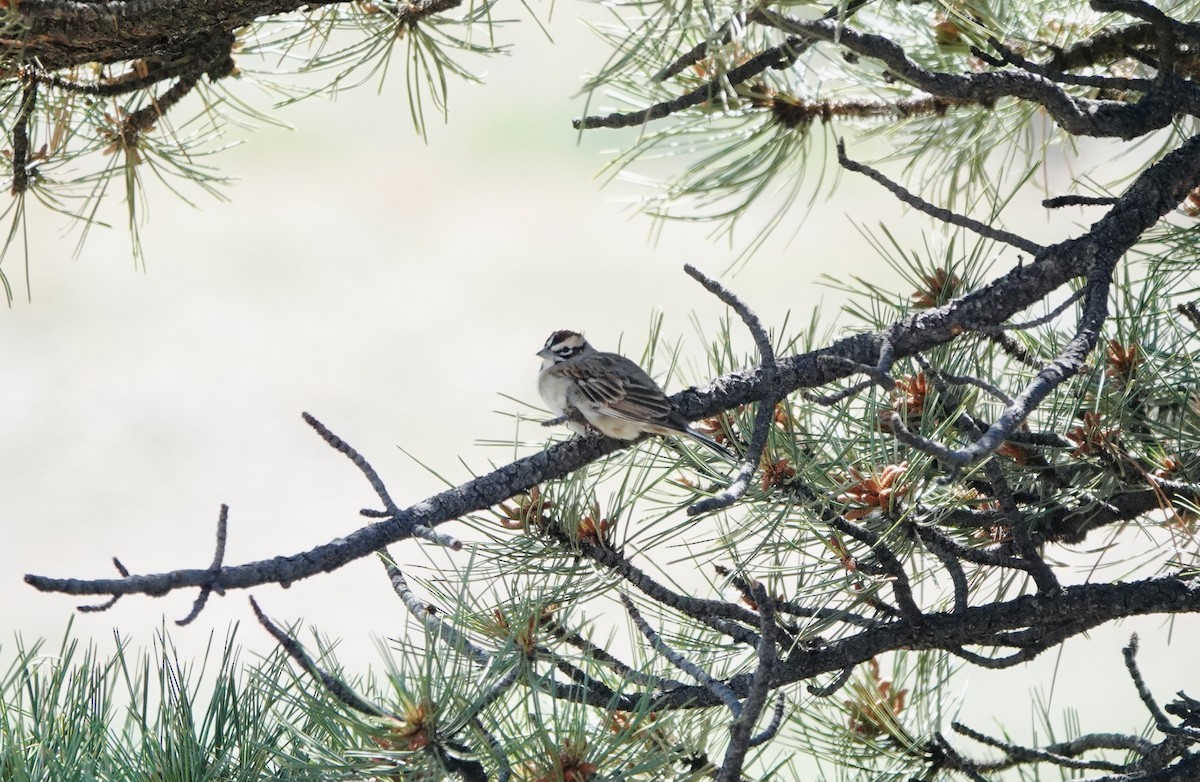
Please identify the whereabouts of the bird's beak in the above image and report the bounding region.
[537,348,552,359]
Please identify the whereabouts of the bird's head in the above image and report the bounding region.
[538,330,591,364]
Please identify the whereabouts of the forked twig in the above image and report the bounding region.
[684,264,778,515]
[828,516,922,618]
[1124,634,1200,740]
[891,274,1111,473]
[808,666,853,697]
[718,583,779,781]
[176,504,230,626]
[77,558,131,613]
[304,413,461,549]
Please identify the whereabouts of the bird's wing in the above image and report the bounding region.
[563,354,676,426]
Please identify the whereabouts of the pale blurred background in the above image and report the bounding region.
[2,4,1196,768]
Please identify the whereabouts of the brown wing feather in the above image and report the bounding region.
[564,353,677,427]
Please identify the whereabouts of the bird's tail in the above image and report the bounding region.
[683,426,739,461]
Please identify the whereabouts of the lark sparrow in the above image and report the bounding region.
[537,330,734,458]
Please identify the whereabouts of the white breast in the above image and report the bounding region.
[538,368,573,417]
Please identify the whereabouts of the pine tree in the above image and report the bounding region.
[8,0,1200,779]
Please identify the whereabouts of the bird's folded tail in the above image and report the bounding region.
[683,426,739,461]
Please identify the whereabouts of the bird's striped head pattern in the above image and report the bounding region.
[538,330,590,363]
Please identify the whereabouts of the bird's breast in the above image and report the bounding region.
[537,370,573,416]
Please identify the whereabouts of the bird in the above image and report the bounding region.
[537,329,735,458]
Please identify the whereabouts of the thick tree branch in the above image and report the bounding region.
[619,574,1200,712]
[750,8,1200,140]
[13,0,338,70]
[373,572,1200,714]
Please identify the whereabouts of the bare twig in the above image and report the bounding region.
[978,330,1042,370]
[411,524,463,550]
[304,412,400,515]
[827,516,922,618]
[176,504,230,626]
[76,558,131,613]
[933,733,994,782]
[684,264,778,515]
[1177,301,1200,330]
[808,665,853,697]
[552,659,619,707]
[816,335,896,390]
[1043,195,1121,208]
[912,523,1040,575]
[718,584,779,781]
[748,694,786,747]
[912,352,1013,407]
[989,287,1086,333]
[953,721,1128,773]
[987,460,1061,593]
[250,596,388,718]
[17,61,184,97]
[803,377,876,406]
[723,570,883,629]
[950,645,1048,669]
[914,524,969,613]
[310,413,461,549]
[574,36,810,129]
[472,718,513,782]
[577,537,761,645]
[551,626,683,689]
[381,555,493,667]
[975,37,1153,92]
[837,139,1044,255]
[1124,634,1200,740]
[652,22,735,83]
[653,0,872,83]
[621,593,743,717]
[11,80,38,196]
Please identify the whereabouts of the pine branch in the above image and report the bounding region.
[26,131,1200,603]
[751,9,1199,140]
[618,574,1200,713]
[28,116,1200,618]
